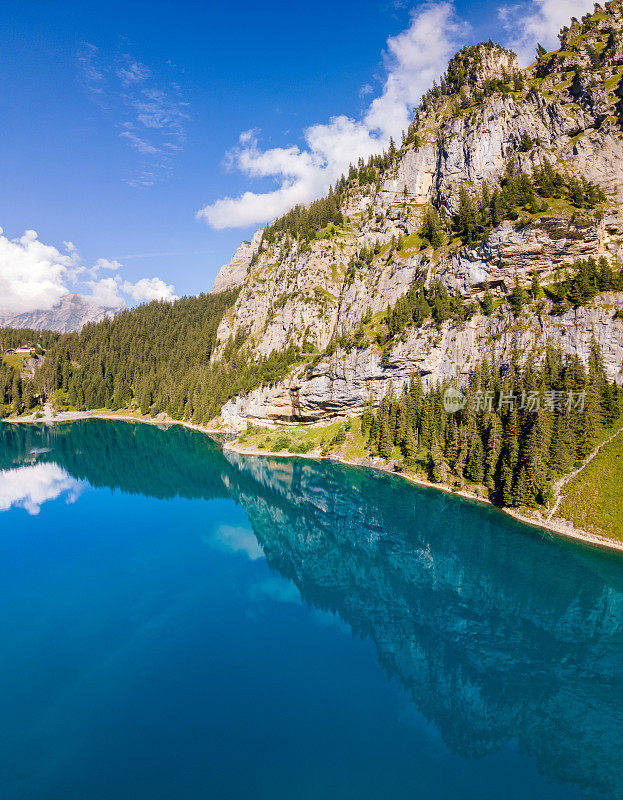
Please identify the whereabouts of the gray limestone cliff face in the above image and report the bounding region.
[211,227,263,293]
[212,13,623,423]
[381,85,623,213]
[212,90,623,364]
[441,217,608,295]
[220,294,623,425]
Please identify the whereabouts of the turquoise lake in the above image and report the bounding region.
[1,419,622,799]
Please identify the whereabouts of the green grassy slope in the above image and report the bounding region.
[557,429,623,542]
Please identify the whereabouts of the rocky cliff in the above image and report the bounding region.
[211,228,264,293]
[212,3,623,425]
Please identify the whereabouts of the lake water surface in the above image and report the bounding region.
[1,420,622,799]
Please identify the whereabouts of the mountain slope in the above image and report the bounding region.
[6,1,623,526]
[211,8,623,424]
[0,293,123,333]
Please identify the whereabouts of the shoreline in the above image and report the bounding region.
[2,406,226,438]
[4,407,623,556]
[222,440,623,556]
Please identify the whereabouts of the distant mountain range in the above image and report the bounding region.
[0,293,124,333]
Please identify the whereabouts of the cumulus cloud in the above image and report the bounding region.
[363,1,465,138]
[86,276,125,308]
[0,226,177,317]
[122,277,177,303]
[499,0,595,65]
[0,463,83,516]
[95,258,122,271]
[197,2,465,229]
[0,228,74,316]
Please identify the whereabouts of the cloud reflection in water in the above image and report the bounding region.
[0,463,83,515]
[205,524,265,560]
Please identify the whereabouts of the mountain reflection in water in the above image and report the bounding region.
[1,419,622,799]
[224,449,623,796]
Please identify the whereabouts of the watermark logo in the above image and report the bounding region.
[443,387,467,413]
[473,389,585,413]
[441,388,587,414]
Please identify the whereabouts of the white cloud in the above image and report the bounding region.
[499,0,594,65]
[119,129,159,155]
[0,226,177,317]
[197,2,465,229]
[0,463,83,516]
[77,42,106,96]
[364,2,465,138]
[0,229,74,316]
[95,258,122,271]
[116,56,151,85]
[78,43,189,186]
[87,276,125,308]
[122,277,178,303]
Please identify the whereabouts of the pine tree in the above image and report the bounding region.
[522,410,550,505]
[485,413,503,491]
[395,405,407,450]
[378,395,394,460]
[490,189,504,226]
[509,276,528,316]
[456,185,479,244]
[429,433,448,483]
[549,412,575,476]
[575,389,599,460]
[500,459,514,506]
[466,430,485,484]
[419,405,432,450]
[10,373,22,414]
[445,416,460,468]
[404,424,418,459]
[513,466,529,507]
[481,281,495,315]
[480,183,491,230]
[420,207,444,248]
[21,380,35,410]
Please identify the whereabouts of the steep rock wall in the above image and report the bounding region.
[212,6,623,424]
[221,293,623,425]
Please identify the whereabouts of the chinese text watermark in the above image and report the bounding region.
[443,387,586,414]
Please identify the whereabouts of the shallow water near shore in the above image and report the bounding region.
[1,419,622,799]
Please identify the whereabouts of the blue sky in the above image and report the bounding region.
[0,0,593,313]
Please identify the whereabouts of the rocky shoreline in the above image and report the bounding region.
[4,406,622,556]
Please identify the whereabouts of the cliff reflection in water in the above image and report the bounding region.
[224,450,623,799]
[2,420,622,798]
